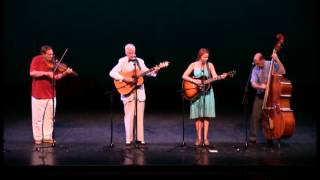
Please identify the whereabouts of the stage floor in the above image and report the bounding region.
[3,111,316,167]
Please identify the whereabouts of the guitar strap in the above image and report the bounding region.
[134,59,141,70]
[195,62,212,80]
[206,62,212,79]
[128,58,141,70]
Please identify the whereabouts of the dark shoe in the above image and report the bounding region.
[266,140,273,146]
[136,141,146,145]
[248,140,257,145]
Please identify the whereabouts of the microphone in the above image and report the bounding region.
[130,56,137,61]
[251,59,255,65]
[52,55,59,65]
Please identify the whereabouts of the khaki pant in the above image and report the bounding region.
[31,97,56,141]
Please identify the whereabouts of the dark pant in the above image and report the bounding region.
[249,95,263,142]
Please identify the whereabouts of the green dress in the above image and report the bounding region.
[190,68,216,119]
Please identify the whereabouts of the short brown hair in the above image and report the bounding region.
[40,45,52,54]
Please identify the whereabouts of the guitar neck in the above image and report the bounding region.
[137,67,155,78]
[205,71,234,84]
[206,75,222,84]
[135,61,169,78]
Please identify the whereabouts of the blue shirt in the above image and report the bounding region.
[251,60,279,94]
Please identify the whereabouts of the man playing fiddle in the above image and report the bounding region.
[29,45,74,145]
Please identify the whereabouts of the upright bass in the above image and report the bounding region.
[262,33,295,142]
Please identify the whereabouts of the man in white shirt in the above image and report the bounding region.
[109,43,159,145]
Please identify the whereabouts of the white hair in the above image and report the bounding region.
[125,43,135,52]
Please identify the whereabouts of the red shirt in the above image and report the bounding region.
[30,55,57,98]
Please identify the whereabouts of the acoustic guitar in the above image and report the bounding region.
[182,70,236,101]
[114,61,170,95]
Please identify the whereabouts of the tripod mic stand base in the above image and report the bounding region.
[168,142,194,152]
[244,141,248,149]
[180,141,187,147]
[232,141,249,152]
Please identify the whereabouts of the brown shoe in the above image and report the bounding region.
[43,139,56,144]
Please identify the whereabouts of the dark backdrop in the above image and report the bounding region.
[3,0,318,116]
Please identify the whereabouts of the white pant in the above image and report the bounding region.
[124,100,145,143]
[31,97,56,141]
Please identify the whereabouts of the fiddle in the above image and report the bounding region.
[47,48,78,76]
[47,60,78,76]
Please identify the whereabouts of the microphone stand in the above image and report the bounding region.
[201,71,209,151]
[104,88,116,149]
[239,62,255,151]
[103,88,128,160]
[196,65,211,153]
[195,64,218,164]
[35,57,57,164]
[123,59,147,163]
[52,49,70,151]
[104,76,136,150]
[36,49,70,153]
[167,89,193,152]
[133,60,147,150]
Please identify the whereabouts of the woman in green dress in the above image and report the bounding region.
[182,48,227,146]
